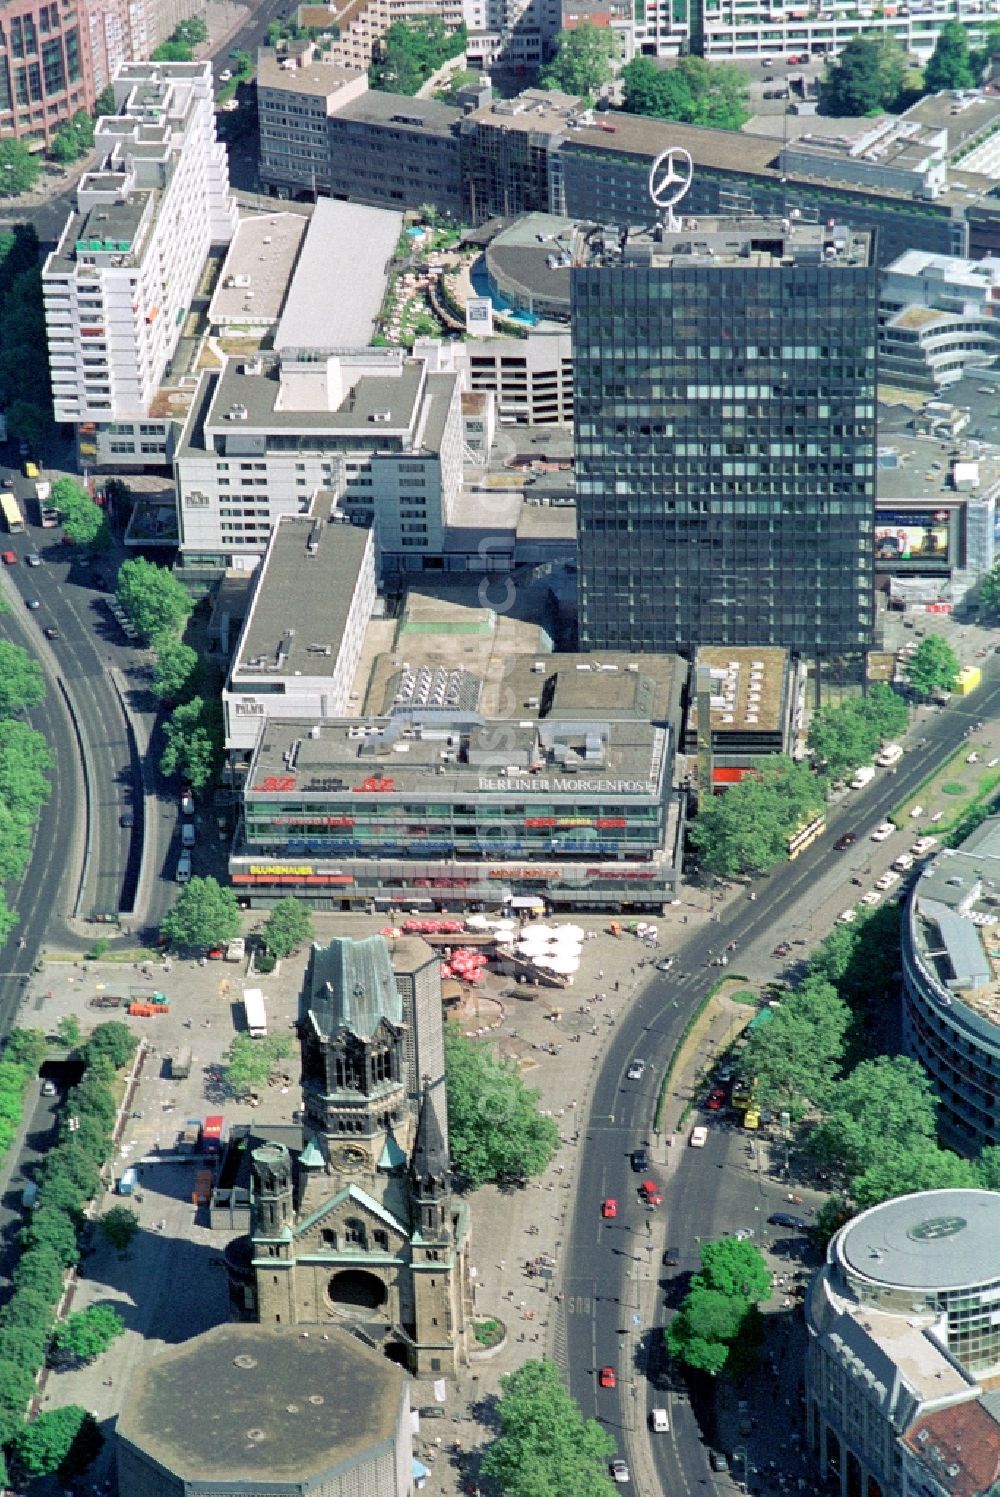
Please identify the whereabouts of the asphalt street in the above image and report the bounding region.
[564,663,1000,1495]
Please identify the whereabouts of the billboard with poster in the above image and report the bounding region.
[874,508,955,571]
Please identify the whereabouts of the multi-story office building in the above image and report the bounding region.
[0,0,93,143]
[901,816,1000,1154]
[807,1189,1000,1497]
[572,217,877,662]
[880,250,1000,390]
[42,61,236,464]
[175,350,463,574]
[229,582,687,912]
[257,48,463,212]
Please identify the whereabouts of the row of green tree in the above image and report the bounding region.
[690,647,964,878]
[0,648,52,945]
[370,18,468,95]
[0,1024,138,1485]
[152,13,208,61]
[737,909,1000,1212]
[161,878,312,964]
[820,22,1000,116]
[0,225,53,452]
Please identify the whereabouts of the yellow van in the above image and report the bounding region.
[744,1107,761,1131]
[22,461,39,479]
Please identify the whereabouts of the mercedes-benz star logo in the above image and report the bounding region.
[648,147,694,215]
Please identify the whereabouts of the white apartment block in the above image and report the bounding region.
[175,349,464,576]
[42,61,236,460]
[223,514,377,756]
[634,0,1000,61]
[463,0,562,67]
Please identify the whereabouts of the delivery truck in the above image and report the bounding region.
[243,987,267,1037]
[170,1046,192,1080]
[201,1115,224,1153]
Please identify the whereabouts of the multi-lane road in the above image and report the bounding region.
[563,665,1000,1494]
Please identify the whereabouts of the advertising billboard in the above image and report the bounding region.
[874,508,954,571]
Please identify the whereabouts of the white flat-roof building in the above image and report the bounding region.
[273,198,402,354]
[174,349,463,575]
[42,62,236,463]
[223,513,376,756]
[881,250,1000,391]
[209,212,308,336]
[807,1190,1000,1497]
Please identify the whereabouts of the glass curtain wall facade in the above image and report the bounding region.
[572,246,878,659]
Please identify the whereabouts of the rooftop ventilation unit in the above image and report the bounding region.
[370,408,392,423]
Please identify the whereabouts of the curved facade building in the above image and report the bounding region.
[0,0,92,143]
[806,1189,1000,1497]
[901,815,1000,1154]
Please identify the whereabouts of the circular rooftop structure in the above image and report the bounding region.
[837,1189,1000,1292]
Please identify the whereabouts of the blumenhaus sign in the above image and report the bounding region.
[477,776,648,793]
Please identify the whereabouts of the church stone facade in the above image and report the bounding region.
[250,933,471,1377]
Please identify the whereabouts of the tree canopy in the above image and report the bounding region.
[444,1025,559,1187]
[49,109,95,165]
[808,684,908,780]
[810,1054,939,1183]
[151,636,198,702]
[0,141,40,197]
[162,875,241,951]
[221,1032,295,1098]
[905,635,960,697]
[116,557,193,643]
[666,1237,769,1377]
[50,1304,125,1363]
[50,477,107,547]
[979,559,1000,611]
[740,975,850,1116]
[10,1405,101,1478]
[622,55,750,129]
[687,757,824,876]
[159,696,222,789]
[0,641,44,718]
[263,898,314,960]
[370,18,468,95]
[924,21,975,91]
[539,23,616,101]
[98,1206,139,1252]
[820,33,907,115]
[480,1360,616,1497]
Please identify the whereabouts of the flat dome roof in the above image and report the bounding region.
[838,1189,1000,1292]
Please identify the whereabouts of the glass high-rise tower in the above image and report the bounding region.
[572,219,878,660]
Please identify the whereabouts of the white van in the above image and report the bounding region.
[650,1408,669,1432]
[690,1125,708,1148]
[176,851,192,883]
[181,822,196,849]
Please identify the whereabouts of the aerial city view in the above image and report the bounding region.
[0,0,1000,1492]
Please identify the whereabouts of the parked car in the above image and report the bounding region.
[833,832,857,851]
[610,1458,629,1483]
[1,550,16,565]
[630,1148,649,1173]
[769,1211,809,1229]
[601,1198,618,1219]
[663,1246,680,1267]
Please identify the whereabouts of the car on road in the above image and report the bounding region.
[838,909,858,924]
[180,791,195,816]
[630,1148,649,1172]
[871,821,895,842]
[601,1198,618,1219]
[769,1212,809,1229]
[25,552,40,566]
[833,832,857,851]
[655,956,674,972]
[705,1087,727,1111]
[626,1058,646,1081]
[875,870,901,892]
[773,942,791,956]
[716,1064,733,1083]
[663,1246,680,1267]
[599,1366,617,1389]
[1,550,16,564]
[219,67,233,80]
[640,1179,663,1206]
[41,1080,56,1096]
[609,1457,629,1483]
[43,626,59,640]
[690,1125,708,1147]
[119,811,134,828]
[859,891,880,907]
[733,1226,755,1240]
[710,1451,729,1472]
[25,597,39,609]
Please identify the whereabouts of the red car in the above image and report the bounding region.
[601,1198,618,1219]
[1,550,16,565]
[640,1179,663,1207]
[706,1088,727,1111]
[599,1366,617,1389]
[773,942,791,957]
